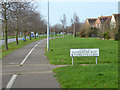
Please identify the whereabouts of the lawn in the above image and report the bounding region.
[45,35,118,88]
[0,34,62,59]
[53,64,118,88]
[0,36,46,58]
[45,36,118,65]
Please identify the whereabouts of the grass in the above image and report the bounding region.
[53,64,118,88]
[45,35,118,65]
[0,36,46,58]
[0,34,62,58]
[45,35,118,88]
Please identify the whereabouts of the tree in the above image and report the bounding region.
[1,2,11,50]
[1,1,47,49]
[60,14,67,37]
[53,23,63,36]
[9,2,34,43]
[71,13,80,37]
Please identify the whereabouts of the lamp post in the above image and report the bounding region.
[47,0,49,52]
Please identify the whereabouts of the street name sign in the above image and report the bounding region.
[70,48,99,65]
[70,49,99,57]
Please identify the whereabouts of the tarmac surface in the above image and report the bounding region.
[2,38,60,88]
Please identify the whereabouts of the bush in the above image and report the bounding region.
[114,30,120,41]
[80,31,87,37]
[76,32,80,37]
[103,32,110,40]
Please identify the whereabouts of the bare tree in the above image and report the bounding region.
[60,14,67,37]
[9,2,34,44]
[1,1,47,49]
[1,2,11,50]
[71,13,80,37]
[53,23,62,36]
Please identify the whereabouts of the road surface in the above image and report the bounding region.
[2,38,60,89]
[0,37,29,46]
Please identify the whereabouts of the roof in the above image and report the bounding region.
[98,16,112,23]
[87,18,97,25]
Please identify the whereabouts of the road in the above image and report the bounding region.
[2,38,60,89]
[0,37,29,46]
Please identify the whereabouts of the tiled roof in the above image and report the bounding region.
[87,18,97,25]
[98,16,112,23]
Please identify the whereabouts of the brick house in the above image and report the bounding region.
[84,18,97,27]
[94,16,112,29]
[110,14,120,29]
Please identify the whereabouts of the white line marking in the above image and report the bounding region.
[5,40,44,88]
[6,75,17,88]
[20,42,41,65]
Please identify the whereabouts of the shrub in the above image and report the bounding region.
[114,30,120,41]
[103,32,110,40]
[76,32,80,37]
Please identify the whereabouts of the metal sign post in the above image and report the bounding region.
[96,56,97,64]
[72,54,74,66]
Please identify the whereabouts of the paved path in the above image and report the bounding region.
[2,38,60,88]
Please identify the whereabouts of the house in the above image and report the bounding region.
[94,16,112,29]
[84,18,97,27]
[110,14,120,29]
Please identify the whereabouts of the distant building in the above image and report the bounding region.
[94,16,112,28]
[84,18,97,27]
[110,14,120,29]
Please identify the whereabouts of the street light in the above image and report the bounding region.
[47,0,49,52]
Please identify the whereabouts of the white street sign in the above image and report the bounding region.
[70,48,99,57]
[70,48,99,65]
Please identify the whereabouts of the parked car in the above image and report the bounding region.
[31,34,34,37]
[31,32,38,37]
[36,33,38,37]
[31,34,38,37]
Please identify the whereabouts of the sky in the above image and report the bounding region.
[34,1,118,26]
[34,0,119,2]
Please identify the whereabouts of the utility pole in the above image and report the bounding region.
[47,0,49,52]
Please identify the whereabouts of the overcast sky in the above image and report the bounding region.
[35,1,118,26]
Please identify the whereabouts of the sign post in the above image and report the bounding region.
[72,54,74,66]
[96,56,97,64]
[70,48,99,65]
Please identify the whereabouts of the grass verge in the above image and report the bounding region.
[0,36,46,58]
[45,35,118,88]
[53,64,118,88]
[45,36,118,65]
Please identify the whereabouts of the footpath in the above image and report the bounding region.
[2,38,60,88]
